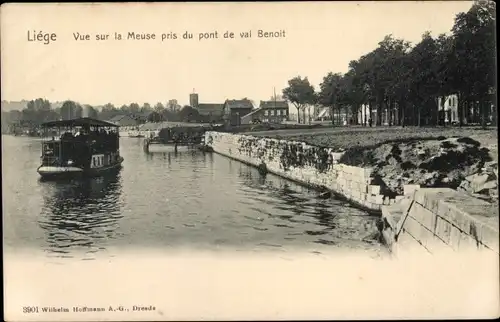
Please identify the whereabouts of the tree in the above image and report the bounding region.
[154,102,165,113]
[99,103,119,120]
[160,108,177,122]
[147,111,163,123]
[300,2,495,129]
[141,103,153,114]
[82,104,98,118]
[178,105,201,122]
[406,32,441,126]
[451,0,496,127]
[282,76,316,124]
[167,100,181,112]
[318,72,344,125]
[128,103,140,114]
[60,100,80,120]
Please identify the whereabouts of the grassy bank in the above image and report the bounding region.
[251,126,498,203]
[249,126,497,154]
[224,123,324,134]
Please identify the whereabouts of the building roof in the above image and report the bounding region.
[196,103,224,115]
[259,100,289,109]
[108,115,131,122]
[241,108,263,119]
[139,121,215,131]
[224,99,254,109]
[41,117,118,128]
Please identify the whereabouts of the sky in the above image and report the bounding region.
[1,1,474,107]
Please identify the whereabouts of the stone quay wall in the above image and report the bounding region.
[204,131,395,213]
[381,187,499,255]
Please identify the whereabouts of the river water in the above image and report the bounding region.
[2,135,385,260]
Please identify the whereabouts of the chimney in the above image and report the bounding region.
[82,105,90,118]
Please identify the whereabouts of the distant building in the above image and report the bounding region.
[222,99,254,126]
[188,92,224,123]
[108,114,140,127]
[197,103,224,123]
[437,94,459,124]
[241,100,289,125]
[189,93,199,108]
[357,104,371,125]
[316,106,331,121]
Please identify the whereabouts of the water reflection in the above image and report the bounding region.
[144,149,208,163]
[236,164,380,248]
[38,173,123,258]
[4,135,384,259]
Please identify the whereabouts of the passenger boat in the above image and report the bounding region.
[37,117,124,180]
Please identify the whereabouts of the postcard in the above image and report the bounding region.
[2,1,498,321]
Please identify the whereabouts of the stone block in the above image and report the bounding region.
[364,167,373,179]
[369,185,381,195]
[397,229,425,251]
[434,217,453,245]
[409,203,437,232]
[470,221,500,254]
[361,192,369,201]
[413,189,427,206]
[417,223,435,249]
[448,226,462,251]
[351,190,361,200]
[352,167,365,180]
[395,195,405,202]
[374,194,384,205]
[402,215,420,240]
[357,182,367,193]
[458,231,480,251]
[404,184,421,196]
[364,199,374,209]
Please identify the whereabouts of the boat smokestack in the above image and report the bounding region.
[82,105,91,118]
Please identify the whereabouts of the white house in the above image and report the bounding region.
[437,94,459,124]
[357,104,371,125]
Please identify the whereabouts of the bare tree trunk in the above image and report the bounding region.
[296,106,301,124]
[345,105,349,126]
[362,104,366,126]
[401,101,406,127]
[417,103,421,127]
[435,97,439,126]
[492,102,497,126]
[480,98,487,129]
[458,93,463,127]
[389,100,393,126]
[377,102,382,126]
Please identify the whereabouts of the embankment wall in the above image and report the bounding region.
[381,187,499,255]
[205,131,395,213]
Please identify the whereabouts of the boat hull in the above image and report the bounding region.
[38,157,124,180]
[37,166,85,180]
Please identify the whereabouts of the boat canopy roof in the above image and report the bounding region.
[41,117,119,128]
